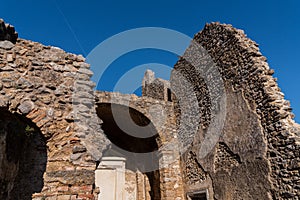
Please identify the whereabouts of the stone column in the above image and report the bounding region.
[159,147,185,200]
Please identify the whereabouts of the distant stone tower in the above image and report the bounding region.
[142,69,172,102]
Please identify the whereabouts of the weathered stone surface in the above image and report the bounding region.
[18,100,34,114]
[78,68,93,77]
[70,153,83,161]
[183,151,207,185]
[72,145,87,153]
[173,22,300,199]
[0,41,14,50]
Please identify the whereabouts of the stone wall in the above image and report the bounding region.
[0,24,109,199]
[172,22,300,199]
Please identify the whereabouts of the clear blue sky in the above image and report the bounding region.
[1,0,299,122]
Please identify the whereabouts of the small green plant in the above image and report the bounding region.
[25,125,35,137]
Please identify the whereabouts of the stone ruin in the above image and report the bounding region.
[0,19,299,200]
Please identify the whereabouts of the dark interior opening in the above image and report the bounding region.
[167,88,172,102]
[188,191,207,200]
[0,108,47,200]
[96,103,161,200]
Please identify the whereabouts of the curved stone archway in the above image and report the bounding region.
[96,103,161,200]
[97,102,160,154]
[0,108,47,200]
[95,91,185,200]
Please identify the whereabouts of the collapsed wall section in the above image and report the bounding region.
[0,19,18,44]
[172,22,300,199]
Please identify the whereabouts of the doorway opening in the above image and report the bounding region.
[187,190,208,200]
[96,103,161,200]
[0,108,47,200]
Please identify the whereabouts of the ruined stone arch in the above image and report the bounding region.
[95,102,161,200]
[96,102,160,152]
[0,107,47,200]
[95,91,176,144]
[95,91,185,200]
[0,35,106,199]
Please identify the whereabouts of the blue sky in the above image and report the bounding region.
[1,0,299,122]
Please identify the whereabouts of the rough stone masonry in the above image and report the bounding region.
[0,18,299,200]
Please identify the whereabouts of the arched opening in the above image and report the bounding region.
[96,103,161,200]
[0,108,47,200]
